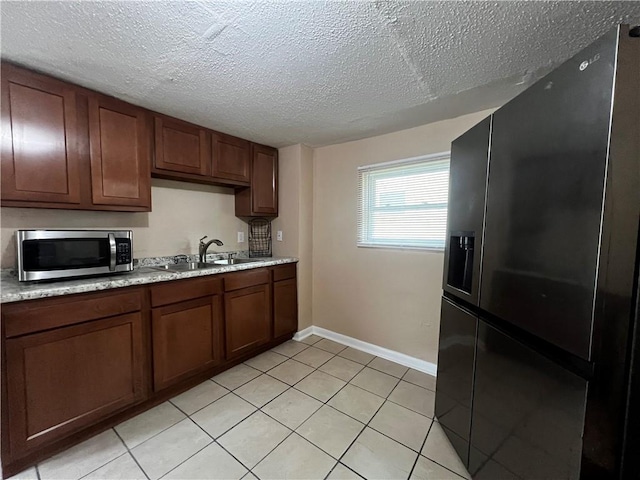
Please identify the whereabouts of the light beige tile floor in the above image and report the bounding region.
[10,338,473,480]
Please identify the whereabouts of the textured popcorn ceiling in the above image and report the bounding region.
[1,1,639,147]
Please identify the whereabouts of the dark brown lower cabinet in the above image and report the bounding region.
[1,263,298,477]
[152,296,223,391]
[225,284,272,359]
[5,312,145,455]
[224,268,272,359]
[273,264,298,339]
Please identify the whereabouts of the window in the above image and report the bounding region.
[357,152,450,250]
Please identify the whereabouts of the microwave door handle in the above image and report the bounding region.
[108,233,116,271]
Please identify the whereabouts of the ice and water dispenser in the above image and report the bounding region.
[447,231,475,294]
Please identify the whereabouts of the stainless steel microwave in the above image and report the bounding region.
[16,230,134,282]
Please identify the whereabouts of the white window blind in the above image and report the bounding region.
[357,152,450,250]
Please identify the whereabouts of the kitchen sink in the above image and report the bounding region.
[212,258,264,265]
[151,262,220,272]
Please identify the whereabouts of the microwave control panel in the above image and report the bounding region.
[115,239,132,265]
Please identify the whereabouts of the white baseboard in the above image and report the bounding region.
[294,325,437,377]
[293,326,314,342]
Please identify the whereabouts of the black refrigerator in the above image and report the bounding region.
[435,25,640,480]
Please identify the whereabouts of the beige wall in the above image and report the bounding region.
[1,179,248,268]
[272,144,314,329]
[312,109,494,364]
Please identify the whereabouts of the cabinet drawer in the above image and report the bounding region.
[224,268,270,292]
[150,276,223,307]
[273,264,296,282]
[3,289,143,338]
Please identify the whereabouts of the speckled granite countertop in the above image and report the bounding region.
[0,256,298,304]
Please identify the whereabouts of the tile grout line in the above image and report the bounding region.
[243,427,296,477]
[400,367,437,391]
[116,412,185,453]
[413,422,470,480]
[334,379,393,477]
[407,418,435,479]
[210,363,264,391]
[167,377,230,411]
[202,391,258,437]
[112,428,151,480]
[157,418,233,479]
[384,393,434,417]
[213,436,257,476]
[76,451,130,480]
[251,430,341,478]
[41,431,142,480]
[324,461,363,480]
[261,360,319,388]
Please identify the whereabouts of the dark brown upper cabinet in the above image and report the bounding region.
[0,62,277,214]
[211,132,250,183]
[1,63,81,206]
[153,115,210,177]
[1,62,152,212]
[152,116,251,187]
[235,144,278,217]
[88,94,152,209]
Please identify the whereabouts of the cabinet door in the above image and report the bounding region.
[1,64,81,205]
[273,278,298,338]
[211,132,250,183]
[435,297,477,468]
[235,144,278,217]
[252,144,278,215]
[88,95,151,209]
[154,116,209,176]
[152,296,223,391]
[5,313,144,456]
[225,284,272,359]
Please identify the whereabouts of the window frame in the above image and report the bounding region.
[357,151,450,252]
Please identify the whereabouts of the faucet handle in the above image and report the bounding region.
[199,236,208,243]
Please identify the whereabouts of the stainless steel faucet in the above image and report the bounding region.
[199,236,223,263]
